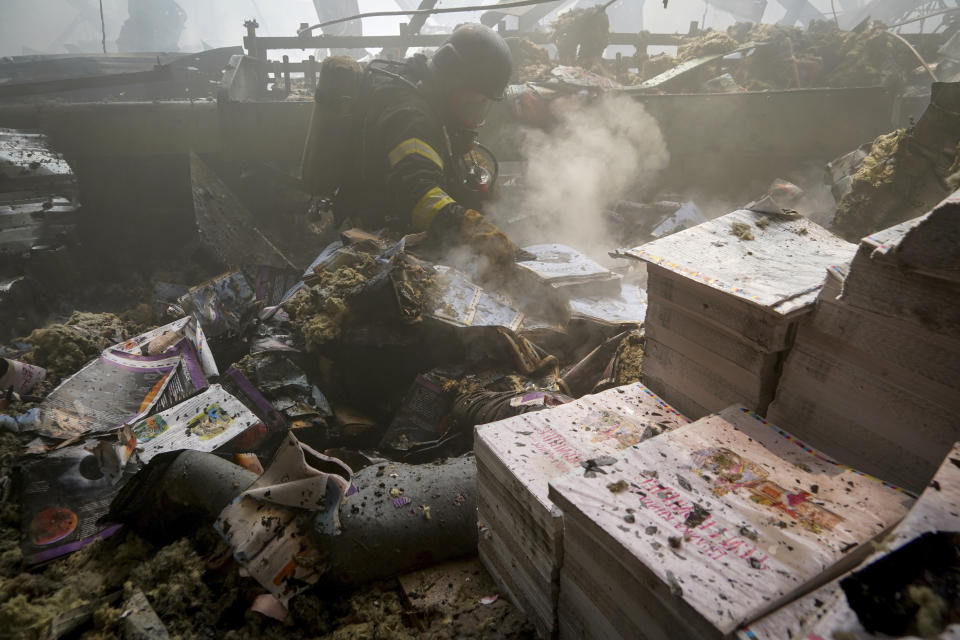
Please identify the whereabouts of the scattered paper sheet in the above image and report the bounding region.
[216,434,352,604]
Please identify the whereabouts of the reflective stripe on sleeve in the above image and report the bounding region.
[388,138,444,170]
[411,187,455,230]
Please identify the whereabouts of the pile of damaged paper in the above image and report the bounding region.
[5,178,958,638]
[0,222,659,633]
[474,193,960,639]
[513,243,648,360]
[739,442,960,640]
[618,202,856,418]
[11,316,284,565]
[548,406,913,639]
[476,396,916,639]
[476,382,689,637]
[768,189,960,493]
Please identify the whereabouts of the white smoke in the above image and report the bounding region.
[501,93,670,260]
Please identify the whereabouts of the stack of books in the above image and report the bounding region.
[767,190,960,493]
[547,405,913,640]
[622,208,856,418]
[739,442,959,640]
[475,383,688,637]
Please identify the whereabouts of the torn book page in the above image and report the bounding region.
[216,433,352,604]
[131,384,267,463]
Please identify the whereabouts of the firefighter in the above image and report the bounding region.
[334,23,525,273]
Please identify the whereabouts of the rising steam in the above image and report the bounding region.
[502,93,670,260]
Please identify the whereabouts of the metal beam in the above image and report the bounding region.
[397,0,439,58]
[0,66,174,100]
[0,101,220,156]
[244,31,685,54]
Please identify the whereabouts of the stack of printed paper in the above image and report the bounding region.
[548,405,912,639]
[622,209,855,418]
[475,383,688,637]
[768,190,960,492]
[739,442,960,640]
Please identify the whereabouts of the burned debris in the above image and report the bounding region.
[1,2,959,639]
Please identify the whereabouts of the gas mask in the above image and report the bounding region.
[459,144,498,201]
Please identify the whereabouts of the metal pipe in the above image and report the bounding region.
[883,30,938,84]
[99,0,107,54]
[246,31,684,52]
[885,7,959,30]
[297,0,564,35]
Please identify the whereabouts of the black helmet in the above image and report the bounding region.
[431,24,513,101]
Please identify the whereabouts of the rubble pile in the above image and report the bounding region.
[0,303,540,636]
[0,200,651,635]
[4,138,957,637]
[636,53,677,82]
[676,30,740,63]
[832,82,960,240]
[552,6,611,69]
[724,21,921,90]
[512,21,940,93]
[505,37,553,84]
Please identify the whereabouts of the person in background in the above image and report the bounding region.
[116,0,186,52]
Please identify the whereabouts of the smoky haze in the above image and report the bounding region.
[497,94,669,261]
[0,0,866,59]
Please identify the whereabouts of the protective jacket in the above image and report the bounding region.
[335,55,479,233]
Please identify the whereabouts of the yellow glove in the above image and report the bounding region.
[457,209,527,273]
